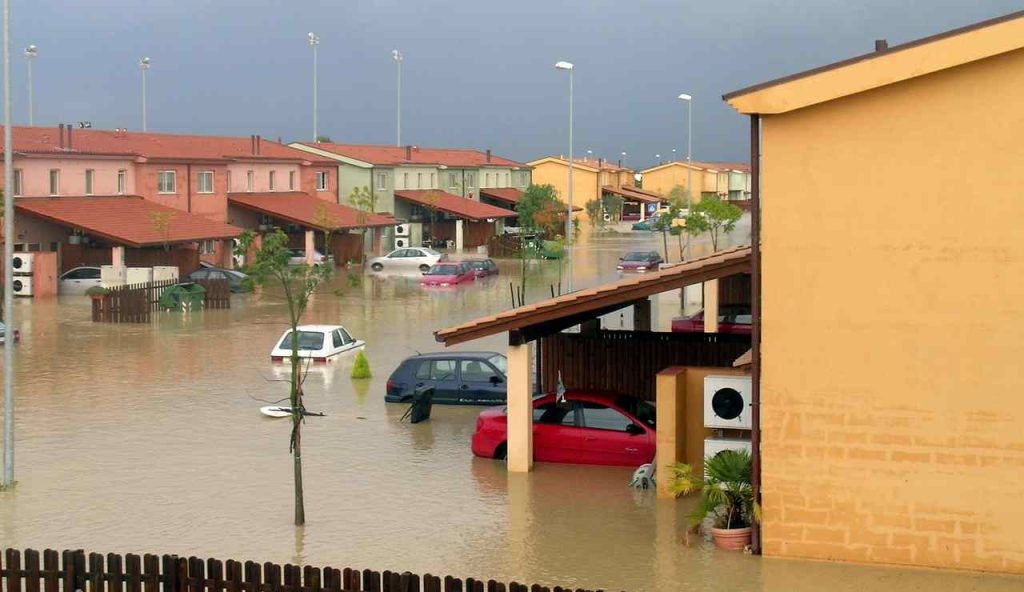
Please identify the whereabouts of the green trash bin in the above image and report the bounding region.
[158,283,206,311]
[181,282,206,310]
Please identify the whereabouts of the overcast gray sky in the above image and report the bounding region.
[15,0,1022,167]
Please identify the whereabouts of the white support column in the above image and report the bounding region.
[639,203,646,222]
[305,229,316,265]
[455,219,465,252]
[506,340,533,473]
[703,279,719,333]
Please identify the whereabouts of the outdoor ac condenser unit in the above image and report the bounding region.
[395,223,410,237]
[12,276,32,297]
[11,252,34,275]
[704,437,752,459]
[703,375,753,430]
[394,237,410,249]
[152,266,179,283]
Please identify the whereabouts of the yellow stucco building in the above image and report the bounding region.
[528,156,633,206]
[641,161,750,200]
[727,11,1024,573]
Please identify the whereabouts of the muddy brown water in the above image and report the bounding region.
[1,220,1021,591]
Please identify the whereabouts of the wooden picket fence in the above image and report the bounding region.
[92,278,232,323]
[0,549,619,592]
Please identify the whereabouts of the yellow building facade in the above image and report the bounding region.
[641,161,742,200]
[528,156,633,206]
[727,12,1024,573]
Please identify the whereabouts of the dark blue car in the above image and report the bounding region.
[386,351,508,405]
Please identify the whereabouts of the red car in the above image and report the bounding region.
[671,304,752,334]
[471,390,656,466]
[420,262,475,286]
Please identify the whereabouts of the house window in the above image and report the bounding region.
[377,172,387,191]
[505,173,510,187]
[485,173,491,187]
[226,170,232,192]
[289,171,296,190]
[199,240,216,255]
[316,171,328,191]
[402,173,408,189]
[466,173,475,189]
[448,173,458,190]
[197,171,214,194]
[48,169,59,195]
[117,169,127,194]
[269,170,277,191]
[246,170,254,192]
[84,169,95,195]
[157,170,176,194]
[12,169,21,196]
[417,173,422,189]
[430,173,435,188]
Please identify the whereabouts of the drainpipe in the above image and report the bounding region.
[186,163,192,212]
[750,113,762,556]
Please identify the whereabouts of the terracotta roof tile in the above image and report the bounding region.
[296,142,528,168]
[15,196,242,248]
[435,245,752,346]
[395,190,518,221]
[227,192,395,230]
[602,185,663,203]
[479,187,524,205]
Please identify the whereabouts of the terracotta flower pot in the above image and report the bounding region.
[711,526,752,551]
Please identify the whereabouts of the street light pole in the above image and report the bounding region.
[555,61,574,292]
[392,50,402,146]
[24,44,35,126]
[679,93,693,259]
[309,33,320,142]
[3,0,16,488]
[139,57,150,131]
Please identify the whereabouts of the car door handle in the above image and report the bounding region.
[460,385,470,390]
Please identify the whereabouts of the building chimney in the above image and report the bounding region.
[405,145,412,160]
[256,135,262,155]
[875,39,888,52]
[67,124,73,150]
[250,135,256,156]
[486,149,492,163]
[58,123,65,149]
[617,159,622,167]
[598,158,604,169]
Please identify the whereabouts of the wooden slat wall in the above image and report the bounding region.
[540,330,751,401]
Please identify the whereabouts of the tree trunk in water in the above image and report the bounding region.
[662,230,669,262]
[293,415,305,525]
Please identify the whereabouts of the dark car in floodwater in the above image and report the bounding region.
[386,352,507,405]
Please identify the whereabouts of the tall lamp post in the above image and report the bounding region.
[308,32,320,141]
[3,0,15,488]
[24,44,35,126]
[392,49,402,146]
[139,57,150,131]
[678,93,693,259]
[555,60,574,292]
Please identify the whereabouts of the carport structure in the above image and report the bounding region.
[601,186,663,221]
[434,245,752,476]
[394,189,517,249]
[227,192,395,263]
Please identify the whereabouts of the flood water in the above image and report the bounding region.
[1,218,1021,591]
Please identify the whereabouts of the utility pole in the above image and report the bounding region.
[140,57,151,131]
[24,44,35,126]
[3,0,16,488]
[309,33,320,141]
[392,50,402,146]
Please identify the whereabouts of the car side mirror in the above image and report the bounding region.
[625,423,644,436]
[489,375,503,385]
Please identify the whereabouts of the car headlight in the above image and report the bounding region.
[637,266,646,270]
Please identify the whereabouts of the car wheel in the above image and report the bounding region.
[419,264,430,272]
[494,443,507,461]
[371,263,383,271]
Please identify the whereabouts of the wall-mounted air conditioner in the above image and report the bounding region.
[11,253,34,274]
[704,375,753,430]
[704,437,752,459]
[12,276,33,297]
[395,237,410,249]
[395,223,410,237]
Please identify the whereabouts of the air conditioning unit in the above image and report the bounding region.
[394,237,410,249]
[100,265,127,288]
[11,253,34,274]
[704,437,752,460]
[704,375,753,430]
[126,267,154,285]
[12,276,33,297]
[395,223,410,237]
[152,266,179,283]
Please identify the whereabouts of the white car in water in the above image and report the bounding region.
[270,324,364,362]
[368,247,445,272]
[59,266,102,294]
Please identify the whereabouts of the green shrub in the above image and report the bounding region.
[85,286,110,297]
[351,350,371,379]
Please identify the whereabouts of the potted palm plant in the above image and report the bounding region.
[669,449,758,550]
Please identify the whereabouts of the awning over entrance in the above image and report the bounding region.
[479,187,523,206]
[435,245,752,346]
[394,190,518,221]
[601,185,663,203]
[228,192,395,230]
[15,196,242,248]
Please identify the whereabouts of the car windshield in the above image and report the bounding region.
[616,396,656,428]
[487,354,507,375]
[224,270,246,280]
[426,264,460,275]
[622,252,651,262]
[277,331,325,351]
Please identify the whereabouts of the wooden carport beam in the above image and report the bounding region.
[703,279,719,333]
[506,335,533,473]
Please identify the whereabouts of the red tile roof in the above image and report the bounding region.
[15,196,242,248]
[435,246,753,346]
[296,142,528,168]
[394,190,518,221]
[0,126,333,164]
[601,185,663,203]
[529,156,631,173]
[227,192,395,230]
[479,187,524,205]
